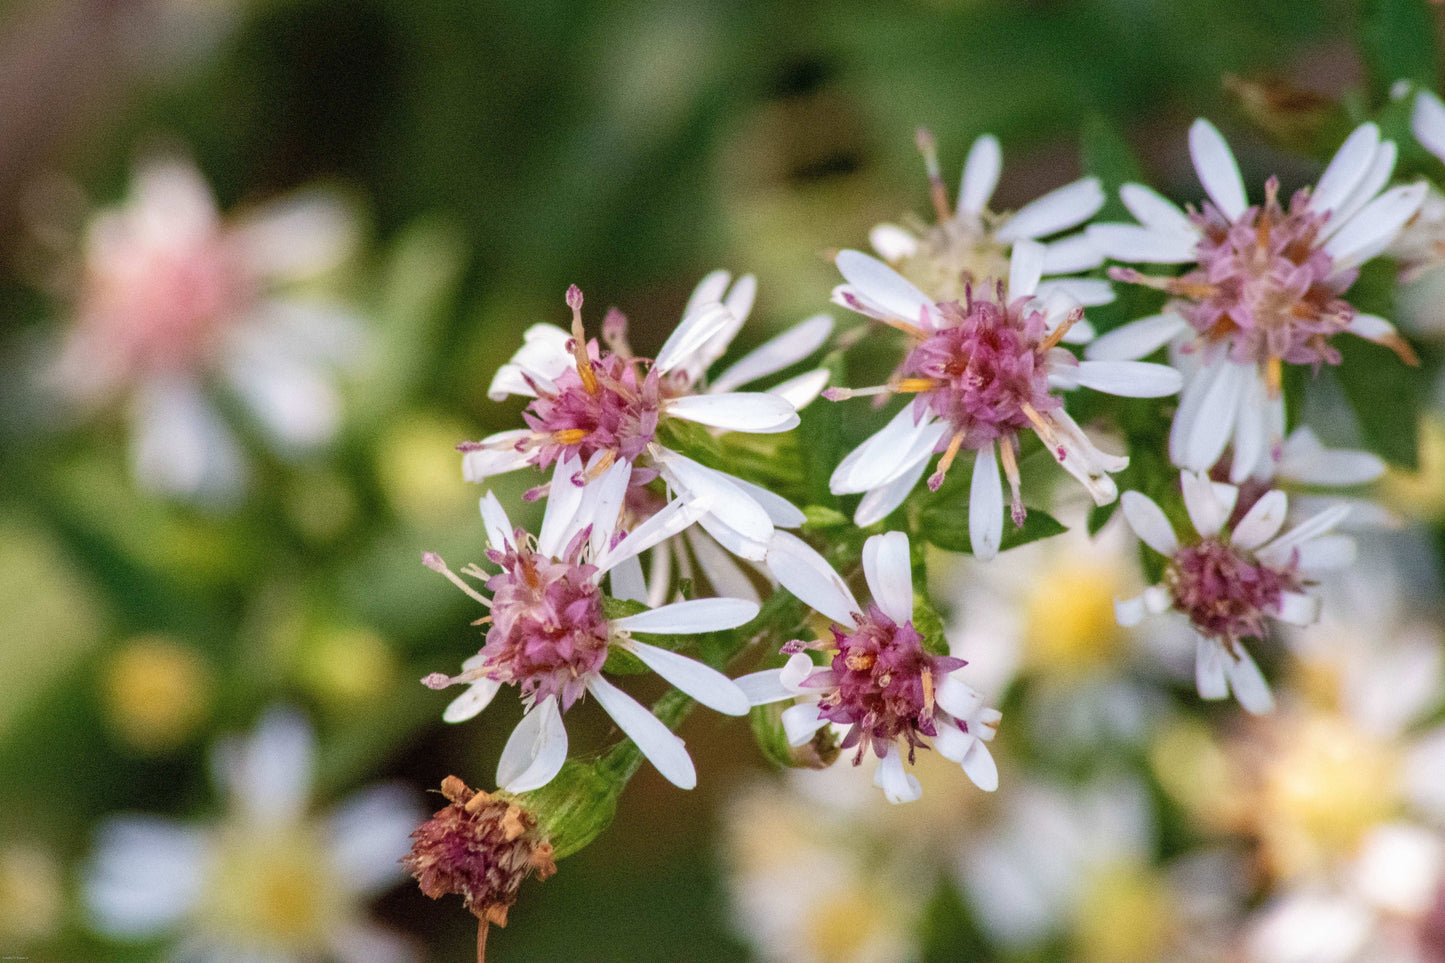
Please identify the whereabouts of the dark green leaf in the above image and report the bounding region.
[918,504,1068,555]
[1333,337,1427,468]
[1360,0,1441,100]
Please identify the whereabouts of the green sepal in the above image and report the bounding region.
[911,592,951,658]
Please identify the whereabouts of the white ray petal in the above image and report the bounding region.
[1071,360,1182,397]
[684,270,732,318]
[658,450,773,549]
[726,475,806,527]
[934,676,985,720]
[1085,313,1189,362]
[781,701,828,746]
[1256,504,1353,567]
[1039,233,1105,274]
[443,678,502,723]
[1324,182,1428,269]
[854,453,930,527]
[766,530,859,624]
[874,746,923,804]
[996,177,1105,242]
[1312,123,1381,216]
[666,392,799,432]
[970,442,1004,561]
[862,531,913,625]
[1293,534,1357,572]
[769,368,832,409]
[537,455,587,558]
[622,641,749,715]
[326,785,420,898]
[870,223,920,261]
[1346,313,1406,348]
[1120,182,1196,236]
[1272,591,1321,626]
[1195,636,1230,700]
[85,818,207,937]
[724,274,758,325]
[685,527,760,603]
[1174,359,1248,472]
[1230,490,1288,550]
[609,553,649,603]
[479,492,516,551]
[1225,645,1274,714]
[709,314,834,393]
[1189,118,1249,220]
[594,496,709,575]
[735,668,794,706]
[1034,277,1115,306]
[462,431,533,482]
[834,249,934,324]
[831,404,947,493]
[961,739,1000,792]
[588,676,696,789]
[1229,374,1270,483]
[1277,428,1384,486]
[578,456,633,556]
[959,134,1003,215]
[1415,91,1445,163]
[613,598,759,635]
[1181,470,1233,537]
[497,696,568,792]
[1115,594,1148,627]
[1085,224,1198,263]
[1007,239,1046,298]
[655,304,736,374]
[1120,491,1179,555]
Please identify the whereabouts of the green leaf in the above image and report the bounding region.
[911,592,950,657]
[1080,114,1145,221]
[918,503,1068,555]
[1360,0,1441,100]
[1333,337,1427,469]
[801,505,850,531]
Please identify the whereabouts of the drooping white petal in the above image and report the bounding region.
[1292,534,1357,571]
[779,651,818,690]
[1225,645,1274,714]
[862,531,914,625]
[834,249,934,324]
[1272,591,1322,626]
[870,223,919,261]
[970,442,1004,561]
[1311,123,1381,217]
[709,314,834,393]
[537,455,588,558]
[1171,358,1247,472]
[959,134,1003,216]
[594,495,709,575]
[1070,360,1182,397]
[1181,470,1234,537]
[443,678,503,723]
[613,597,760,635]
[1189,118,1249,220]
[1084,313,1190,362]
[1231,490,1288,550]
[934,676,985,720]
[1034,276,1115,306]
[1324,182,1428,269]
[684,270,733,318]
[1256,504,1352,567]
[578,456,633,556]
[960,738,1000,792]
[1120,491,1179,556]
[588,676,696,789]
[1115,594,1148,627]
[769,369,832,409]
[854,452,931,527]
[665,392,799,433]
[723,274,758,326]
[781,701,828,746]
[734,668,793,706]
[765,530,859,625]
[1007,239,1046,299]
[479,491,516,552]
[462,430,533,482]
[655,304,736,374]
[1039,233,1104,274]
[214,707,316,827]
[996,177,1105,243]
[932,717,975,764]
[1195,636,1230,700]
[873,746,923,804]
[1415,90,1445,163]
[497,696,568,793]
[831,404,948,494]
[1229,374,1270,483]
[622,641,749,715]
[1120,182,1197,236]
[657,450,772,554]
[1085,224,1198,263]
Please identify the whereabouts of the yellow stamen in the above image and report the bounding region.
[921,667,935,718]
[1265,357,1283,398]
[1038,306,1083,353]
[552,428,588,446]
[893,377,945,394]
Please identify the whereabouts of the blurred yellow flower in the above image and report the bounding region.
[102,635,213,752]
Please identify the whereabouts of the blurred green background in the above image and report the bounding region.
[1,0,1440,959]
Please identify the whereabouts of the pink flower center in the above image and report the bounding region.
[816,604,966,763]
[479,533,610,710]
[1166,536,1299,643]
[522,344,665,472]
[900,286,1060,450]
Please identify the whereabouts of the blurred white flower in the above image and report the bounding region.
[84,707,420,962]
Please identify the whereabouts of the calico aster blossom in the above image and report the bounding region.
[48,154,365,503]
[422,454,753,792]
[1087,120,1426,480]
[462,274,825,561]
[869,128,1112,310]
[84,708,420,963]
[739,531,1000,803]
[827,242,1181,558]
[1115,471,1355,714]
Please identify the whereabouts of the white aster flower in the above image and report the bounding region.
[462,274,826,562]
[1115,470,1356,714]
[1087,119,1426,480]
[739,530,1000,803]
[422,453,753,792]
[869,128,1112,309]
[48,153,366,504]
[84,707,420,962]
[827,242,1181,558]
